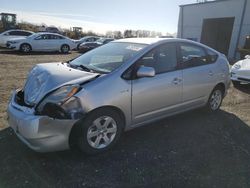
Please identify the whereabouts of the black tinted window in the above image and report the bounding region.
[49,34,63,39]
[20,31,32,36]
[8,31,31,36]
[180,43,208,68]
[35,34,49,40]
[9,31,21,35]
[86,38,95,42]
[138,43,177,74]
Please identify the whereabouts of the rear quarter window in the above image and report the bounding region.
[206,49,218,63]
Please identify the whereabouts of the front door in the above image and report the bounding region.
[132,43,182,124]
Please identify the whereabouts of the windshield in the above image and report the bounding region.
[69,42,147,73]
[96,38,107,43]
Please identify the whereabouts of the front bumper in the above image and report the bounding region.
[6,42,18,50]
[7,91,77,152]
[231,72,250,84]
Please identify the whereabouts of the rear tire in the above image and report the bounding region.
[20,43,31,53]
[77,109,124,155]
[61,44,70,54]
[206,86,223,112]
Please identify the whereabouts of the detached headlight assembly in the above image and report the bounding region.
[36,84,85,119]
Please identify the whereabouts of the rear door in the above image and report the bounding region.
[48,34,63,50]
[131,43,183,124]
[179,42,217,107]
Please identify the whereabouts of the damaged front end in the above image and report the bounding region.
[15,84,85,120]
[16,62,100,120]
[35,84,85,119]
[7,62,101,152]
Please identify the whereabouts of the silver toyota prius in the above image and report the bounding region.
[7,38,230,154]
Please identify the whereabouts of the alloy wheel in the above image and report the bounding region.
[21,44,31,53]
[209,89,222,110]
[87,116,117,149]
[61,45,69,53]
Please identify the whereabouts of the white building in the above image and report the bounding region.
[178,0,250,60]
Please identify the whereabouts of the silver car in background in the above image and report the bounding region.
[6,32,76,53]
[7,38,230,154]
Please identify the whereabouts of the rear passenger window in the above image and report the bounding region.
[50,35,60,39]
[17,31,32,36]
[137,43,177,74]
[35,34,49,40]
[9,31,20,35]
[180,43,208,68]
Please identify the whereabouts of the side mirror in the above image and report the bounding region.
[136,66,155,78]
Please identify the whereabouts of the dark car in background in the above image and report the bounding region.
[45,27,62,34]
[74,36,100,50]
[78,38,114,53]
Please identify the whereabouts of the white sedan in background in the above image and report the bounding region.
[6,32,77,53]
[0,29,34,47]
[231,55,250,86]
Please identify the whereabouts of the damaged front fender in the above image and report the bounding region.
[38,96,86,120]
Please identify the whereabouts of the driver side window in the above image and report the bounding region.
[35,34,49,40]
[137,43,177,74]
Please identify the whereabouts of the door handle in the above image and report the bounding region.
[209,71,214,76]
[172,78,182,85]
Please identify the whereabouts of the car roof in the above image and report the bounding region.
[113,38,170,45]
[4,29,34,33]
[36,32,63,36]
[82,36,99,38]
[114,37,212,46]
[112,38,220,54]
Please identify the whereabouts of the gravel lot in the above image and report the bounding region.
[0,48,250,187]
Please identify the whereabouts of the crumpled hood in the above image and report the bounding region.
[24,62,99,106]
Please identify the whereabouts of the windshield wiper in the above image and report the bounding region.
[77,65,92,72]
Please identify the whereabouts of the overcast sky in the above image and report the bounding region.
[0,0,195,34]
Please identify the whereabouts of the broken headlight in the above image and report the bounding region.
[36,84,85,119]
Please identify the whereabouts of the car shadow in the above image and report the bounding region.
[233,84,250,94]
[0,49,72,56]
[1,109,250,187]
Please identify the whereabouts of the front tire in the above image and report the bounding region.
[61,44,70,54]
[20,43,31,53]
[77,109,124,154]
[206,86,223,112]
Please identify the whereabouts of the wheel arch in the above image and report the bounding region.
[68,105,126,148]
[20,43,32,51]
[214,82,226,96]
[61,43,70,50]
